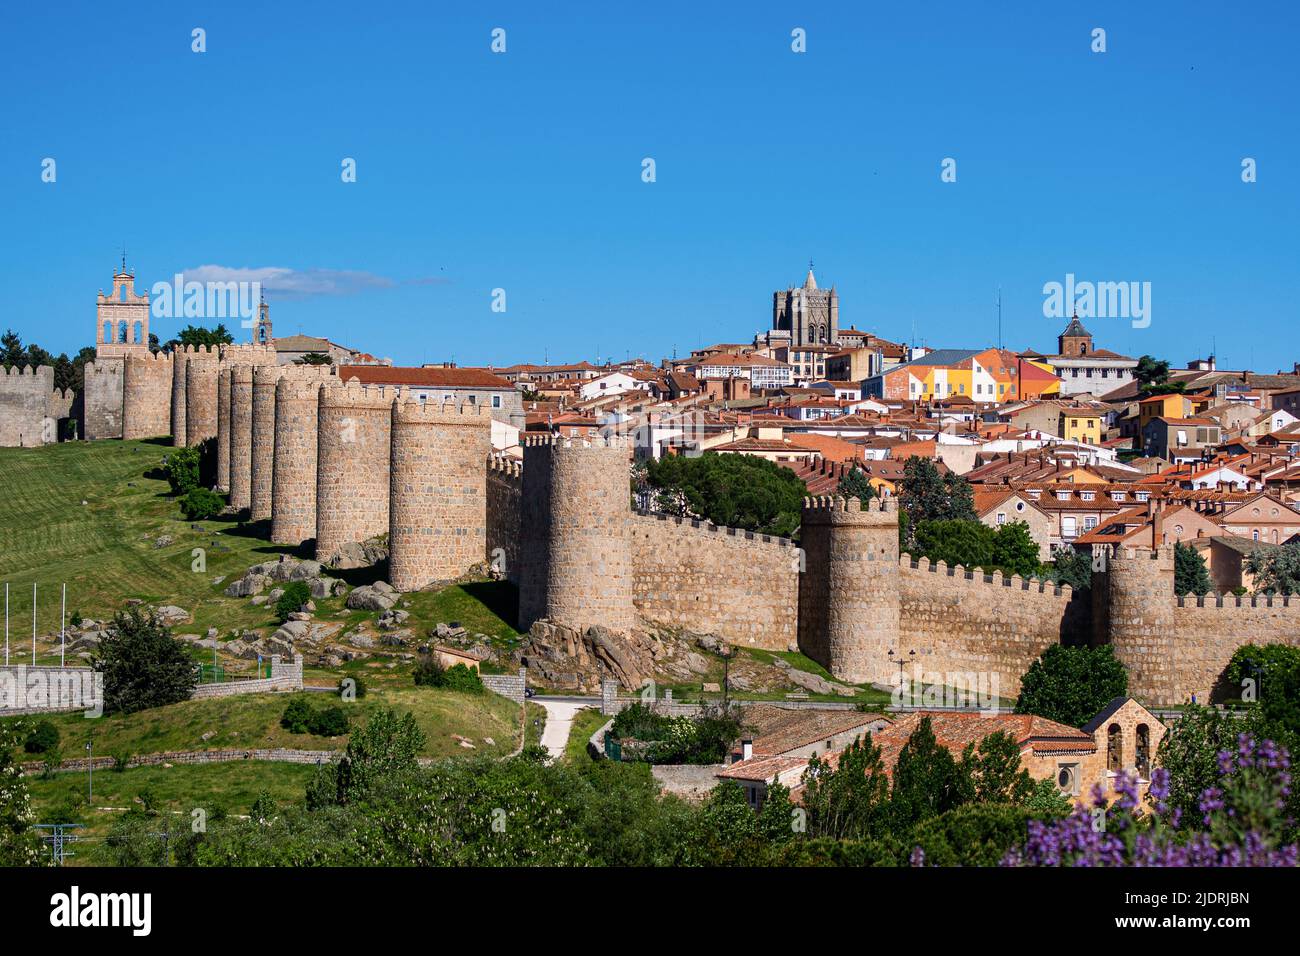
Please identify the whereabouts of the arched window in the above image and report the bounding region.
[1136,724,1151,776]
[1107,723,1123,771]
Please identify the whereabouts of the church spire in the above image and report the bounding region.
[803,260,817,290]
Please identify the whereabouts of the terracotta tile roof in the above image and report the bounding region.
[735,705,889,758]
[339,364,513,389]
[715,755,808,783]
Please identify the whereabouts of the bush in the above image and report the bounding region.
[180,487,224,521]
[310,706,351,738]
[608,702,743,765]
[164,447,201,496]
[280,697,352,737]
[413,657,484,694]
[23,720,60,755]
[275,581,311,624]
[280,697,314,734]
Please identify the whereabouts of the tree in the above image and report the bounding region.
[801,734,891,841]
[1155,704,1242,828]
[1134,354,1186,397]
[1245,541,1300,595]
[991,521,1043,578]
[165,447,201,496]
[958,731,1035,805]
[275,581,312,624]
[889,717,968,829]
[180,487,223,521]
[1174,542,1212,596]
[167,324,234,350]
[897,456,975,546]
[1047,547,1092,591]
[309,709,427,808]
[913,519,994,569]
[0,723,46,866]
[1015,645,1128,727]
[293,352,332,365]
[93,608,198,715]
[642,451,807,537]
[836,465,876,506]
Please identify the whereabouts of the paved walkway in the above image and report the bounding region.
[538,699,588,761]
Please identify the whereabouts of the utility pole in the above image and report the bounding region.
[60,583,65,667]
[4,582,8,665]
[31,582,36,665]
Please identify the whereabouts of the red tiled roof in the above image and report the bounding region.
[339,365,513,389]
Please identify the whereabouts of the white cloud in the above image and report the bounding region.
[177,265,397,299]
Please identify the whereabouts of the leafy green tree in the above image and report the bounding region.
[913,519,994,569]
[836,465,876,506]
[1174,542,1212,596]
[889,717,968,829]
[1134,354,1186,397]
[1245,541,1300,595]
[1155,704,1242,828]
[167,325,234,350]
[309,709,426,808]
[293,352,332,365]
[0,723,46,866]
[642,451,806,537]
[1047,547,1093,591]
[801,734,890,841]
[897,456,975,546]
[1014,644,1128,727]
[957,730,1035,805]
[93,608,197,715]
[165,447,201,496]
[1225,644,1300,706]
[23,721,60,755]
[991,521,1043,578]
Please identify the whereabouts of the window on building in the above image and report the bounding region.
[1084,516,1098,530]
[1080,491,1095,501]
[1136,725,1151,776]
[492,394,502,408]
[1108,723,1123,771]
[996,512,1006,525]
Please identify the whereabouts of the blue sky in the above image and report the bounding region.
[1,1,1296,370]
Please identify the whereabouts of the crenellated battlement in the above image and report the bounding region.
[178,344,221,359]
[1177,593,1300,609]
[521,432,631,450]
[488,453,522,479]
[902,555,1072,599]
[220,343,277,365]
[631,509,796,549]
[319,381,404,409]
[1,364,53,380]
[274,375,332,403]
[392,396,491,425]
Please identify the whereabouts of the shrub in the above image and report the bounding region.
[309,706,351,738]
[280,696,314,734]
[412,655,444,687]
[180,487,224,520]
[164,447,201,496]
[440,663,484,695]
[275,581,311,624]
[23,720,60,755]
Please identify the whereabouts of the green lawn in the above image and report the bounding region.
[3,685,528,762]
[25,760,319,858]
[564,707,609,763]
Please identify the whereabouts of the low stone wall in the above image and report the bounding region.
[189,654,304,700]
[22,747,340,776]
[481,667,527,704]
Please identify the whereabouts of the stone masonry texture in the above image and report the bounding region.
[388,398,492,591]
[271,367,335,545]
[315,382,399,562]
[121,351,173,440]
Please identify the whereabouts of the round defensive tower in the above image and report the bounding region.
[215,367,232,491]
[249,364,289,521]
[1105,544,1176,705]
[171,345,219,447]
[388,398,493,591]
[270,367,335,545]
[185,357,221,447]
[315,381,399,563]
[518,435,635,634]
[228,366,256,511]
[797,495,900,685]
[121,351,173,440]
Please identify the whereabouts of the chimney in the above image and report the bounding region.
[741,738,753,762]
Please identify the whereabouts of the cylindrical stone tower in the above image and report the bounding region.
[216,366,232,491]
[228,365,256,512]
[121,352,174,440]
[316,382,399,563]
[1105,544,1176,705]
[388,398,492,591]
[518,435,635,634]
[797,495,900,685]
[185,357,221,448]
[250,364,288,521]
[171,345,219,447]
[271,367,335,546]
